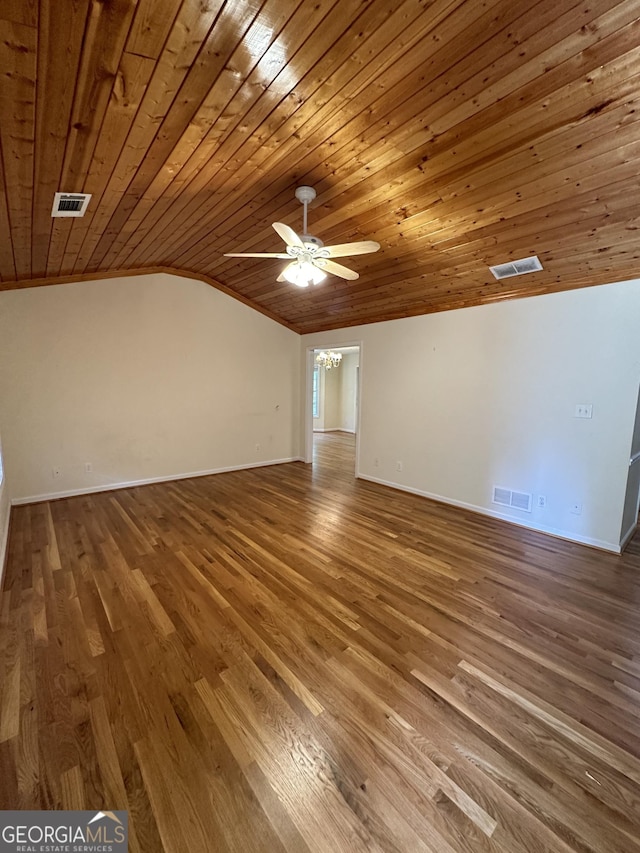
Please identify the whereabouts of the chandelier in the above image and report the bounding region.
[316,350,342,369]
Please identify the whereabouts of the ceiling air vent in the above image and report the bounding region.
[51,192,92,217]
[492,486,532,513]
[489,255,543,280]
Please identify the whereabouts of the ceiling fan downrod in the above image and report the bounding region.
[295,185,316,239]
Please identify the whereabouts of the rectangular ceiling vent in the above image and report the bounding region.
[492,486,532,513]
[51,192,92,217]
[489,255,543,280]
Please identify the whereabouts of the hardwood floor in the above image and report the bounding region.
[1,432,640,852]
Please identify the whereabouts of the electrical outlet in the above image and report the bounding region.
[85,462,92,473]
[537,495,546,509]
[396,461,403,472]
[52,467,61,479]
[255,443,261,452]
[374,458,379,467]
[574,404,593,419]
[570,502,582,515]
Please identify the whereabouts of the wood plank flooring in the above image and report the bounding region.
[1,431,640,852]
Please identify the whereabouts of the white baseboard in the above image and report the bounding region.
[10,461,624,554]
[357,473,621,554]
[0,501,11,588]
[11,457,302,506]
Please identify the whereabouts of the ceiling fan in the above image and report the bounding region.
[224,186,380,287]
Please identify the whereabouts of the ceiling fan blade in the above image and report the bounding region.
[273,222,304,248]
[224,252,290,258]
[324,240,380,258]
[322,259,359,280]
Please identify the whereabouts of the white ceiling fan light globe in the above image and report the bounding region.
[282,264,308,287]
[306,263,327,285]
[305,268,325,285]
[282,260,326,287]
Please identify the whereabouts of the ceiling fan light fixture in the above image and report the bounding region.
[283,260,326,287]
[226,187,380,286]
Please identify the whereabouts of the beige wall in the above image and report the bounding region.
[313,359,344,431]
[303,279,640,552]
[3,268,639,557]
[323,367,342,430]
[313,351,359,432]
[339,353,359,432]
[0,273,301,502]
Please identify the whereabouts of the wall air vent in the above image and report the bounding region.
[489,255,543,280]
[51,192,92,217]
[492,486,532,513]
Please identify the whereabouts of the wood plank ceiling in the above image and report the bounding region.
[1,0,640,333]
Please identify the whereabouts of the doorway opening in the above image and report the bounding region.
[305,344,361,476]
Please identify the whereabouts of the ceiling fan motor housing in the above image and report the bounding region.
[301,234,323,248]
[295,186,316,204]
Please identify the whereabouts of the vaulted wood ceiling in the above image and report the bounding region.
[2,0,640,333]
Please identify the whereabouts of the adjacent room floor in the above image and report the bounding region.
[1,432,639,852]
